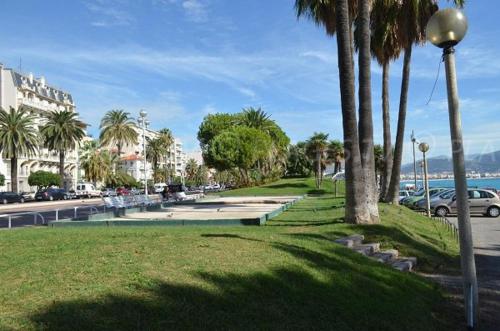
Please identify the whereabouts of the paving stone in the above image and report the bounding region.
[370,249,399,263]
[353,243,380,255]
[333,234,364,248]
[391,257,417,272]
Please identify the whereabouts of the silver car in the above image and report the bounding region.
[433,189,500,218]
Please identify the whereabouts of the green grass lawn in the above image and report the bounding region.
[0,177,462,330]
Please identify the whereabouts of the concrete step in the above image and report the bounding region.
[391,257,418,272]
[334,234,364,248]
[352,243,380,256]
[370,249,399,263]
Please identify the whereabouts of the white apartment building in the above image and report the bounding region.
[118,127,186,184]
[0,63,79,192]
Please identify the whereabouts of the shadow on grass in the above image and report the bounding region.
[264,183,309,189]
[28,242,461,331]
[200,234,263,242]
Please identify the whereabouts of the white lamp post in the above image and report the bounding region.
[138,110,149,196]
[418,142,431,217]
[427,8,478,328]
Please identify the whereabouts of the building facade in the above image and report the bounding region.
[0,63,79,192]
[118,127,187,184]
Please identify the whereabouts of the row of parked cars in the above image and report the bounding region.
[400,187,500,217]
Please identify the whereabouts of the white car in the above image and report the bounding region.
[76,183,102,198]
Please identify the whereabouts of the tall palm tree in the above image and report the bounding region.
[306,133,329,189]
[0,107,39,193]
[158,128,174,182]
[385,0,465,203]
[296,0,371,223]
[99,110,138,157]
[368,0,403,199]
[40,110,86,189]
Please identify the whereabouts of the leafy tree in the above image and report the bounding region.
[0,107,39,193]
[40,110,86,189]
[28,171,61,188]
[99,110,138,157]
[105,170,139,188]
[0,173,4,186]
[306,133,329,189]
[198,113,238,167]
[208,127,271,185]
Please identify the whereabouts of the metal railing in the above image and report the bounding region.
[417,210,459,241]
[0,212,46,229]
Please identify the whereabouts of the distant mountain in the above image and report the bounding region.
[401,150,500,174]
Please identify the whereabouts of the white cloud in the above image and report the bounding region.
[85,1,135,27]
[182,0,208,22]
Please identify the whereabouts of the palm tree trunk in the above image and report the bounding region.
[386,45,413,204]
[380,61,393,199]
[59,150,65,189]
[335,0,370,224]
[357,0,379,224]
[316,151,321,189]
[11,156,18,193]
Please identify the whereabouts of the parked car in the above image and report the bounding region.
[34,188,67,201]
[399,190,411,201]
[433,189,500,217]
[101,188,117,197]
[416,189,455,210]
[0,191,24,204]
[154,183,167,193]
[76,183,101,198]
[116,187,130,196]
[403,188,449,209]
[65,190,78,199]
[20,191,35,202]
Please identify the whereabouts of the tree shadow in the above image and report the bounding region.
[28,242,462,331]
[264,183,309,189]
[200,234,263,242]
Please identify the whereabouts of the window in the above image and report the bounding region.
[468,190,481,199]
[478,190,494,199]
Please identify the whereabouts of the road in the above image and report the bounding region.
[0,199,105,229]
[448,216,500,330]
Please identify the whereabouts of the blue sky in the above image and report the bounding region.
[0,0,499,164]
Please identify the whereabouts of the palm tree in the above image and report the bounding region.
[306,133,329,189]
[328,140,344,174]
[0,107,39,193]
[40,110,86,189]
[368,0,403,199]
[99,110,138,157]
[238,107,273,131]
[297,0,371,223]
[146,137,167,173]
[158,128,174,182]
[185,158,198,182]
[80,141,114,185]
[385,0,464,203]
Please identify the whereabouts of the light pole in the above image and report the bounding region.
[138,110,149,196]
[419,142,431,217]
[427,8,478,329]
[411,131,419,191]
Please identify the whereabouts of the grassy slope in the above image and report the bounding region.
[0,177,461,330]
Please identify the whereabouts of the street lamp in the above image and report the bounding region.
[138,110,149,196]
[418,142,431,218]
[411,131,419,191]
[426,8,478,329]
